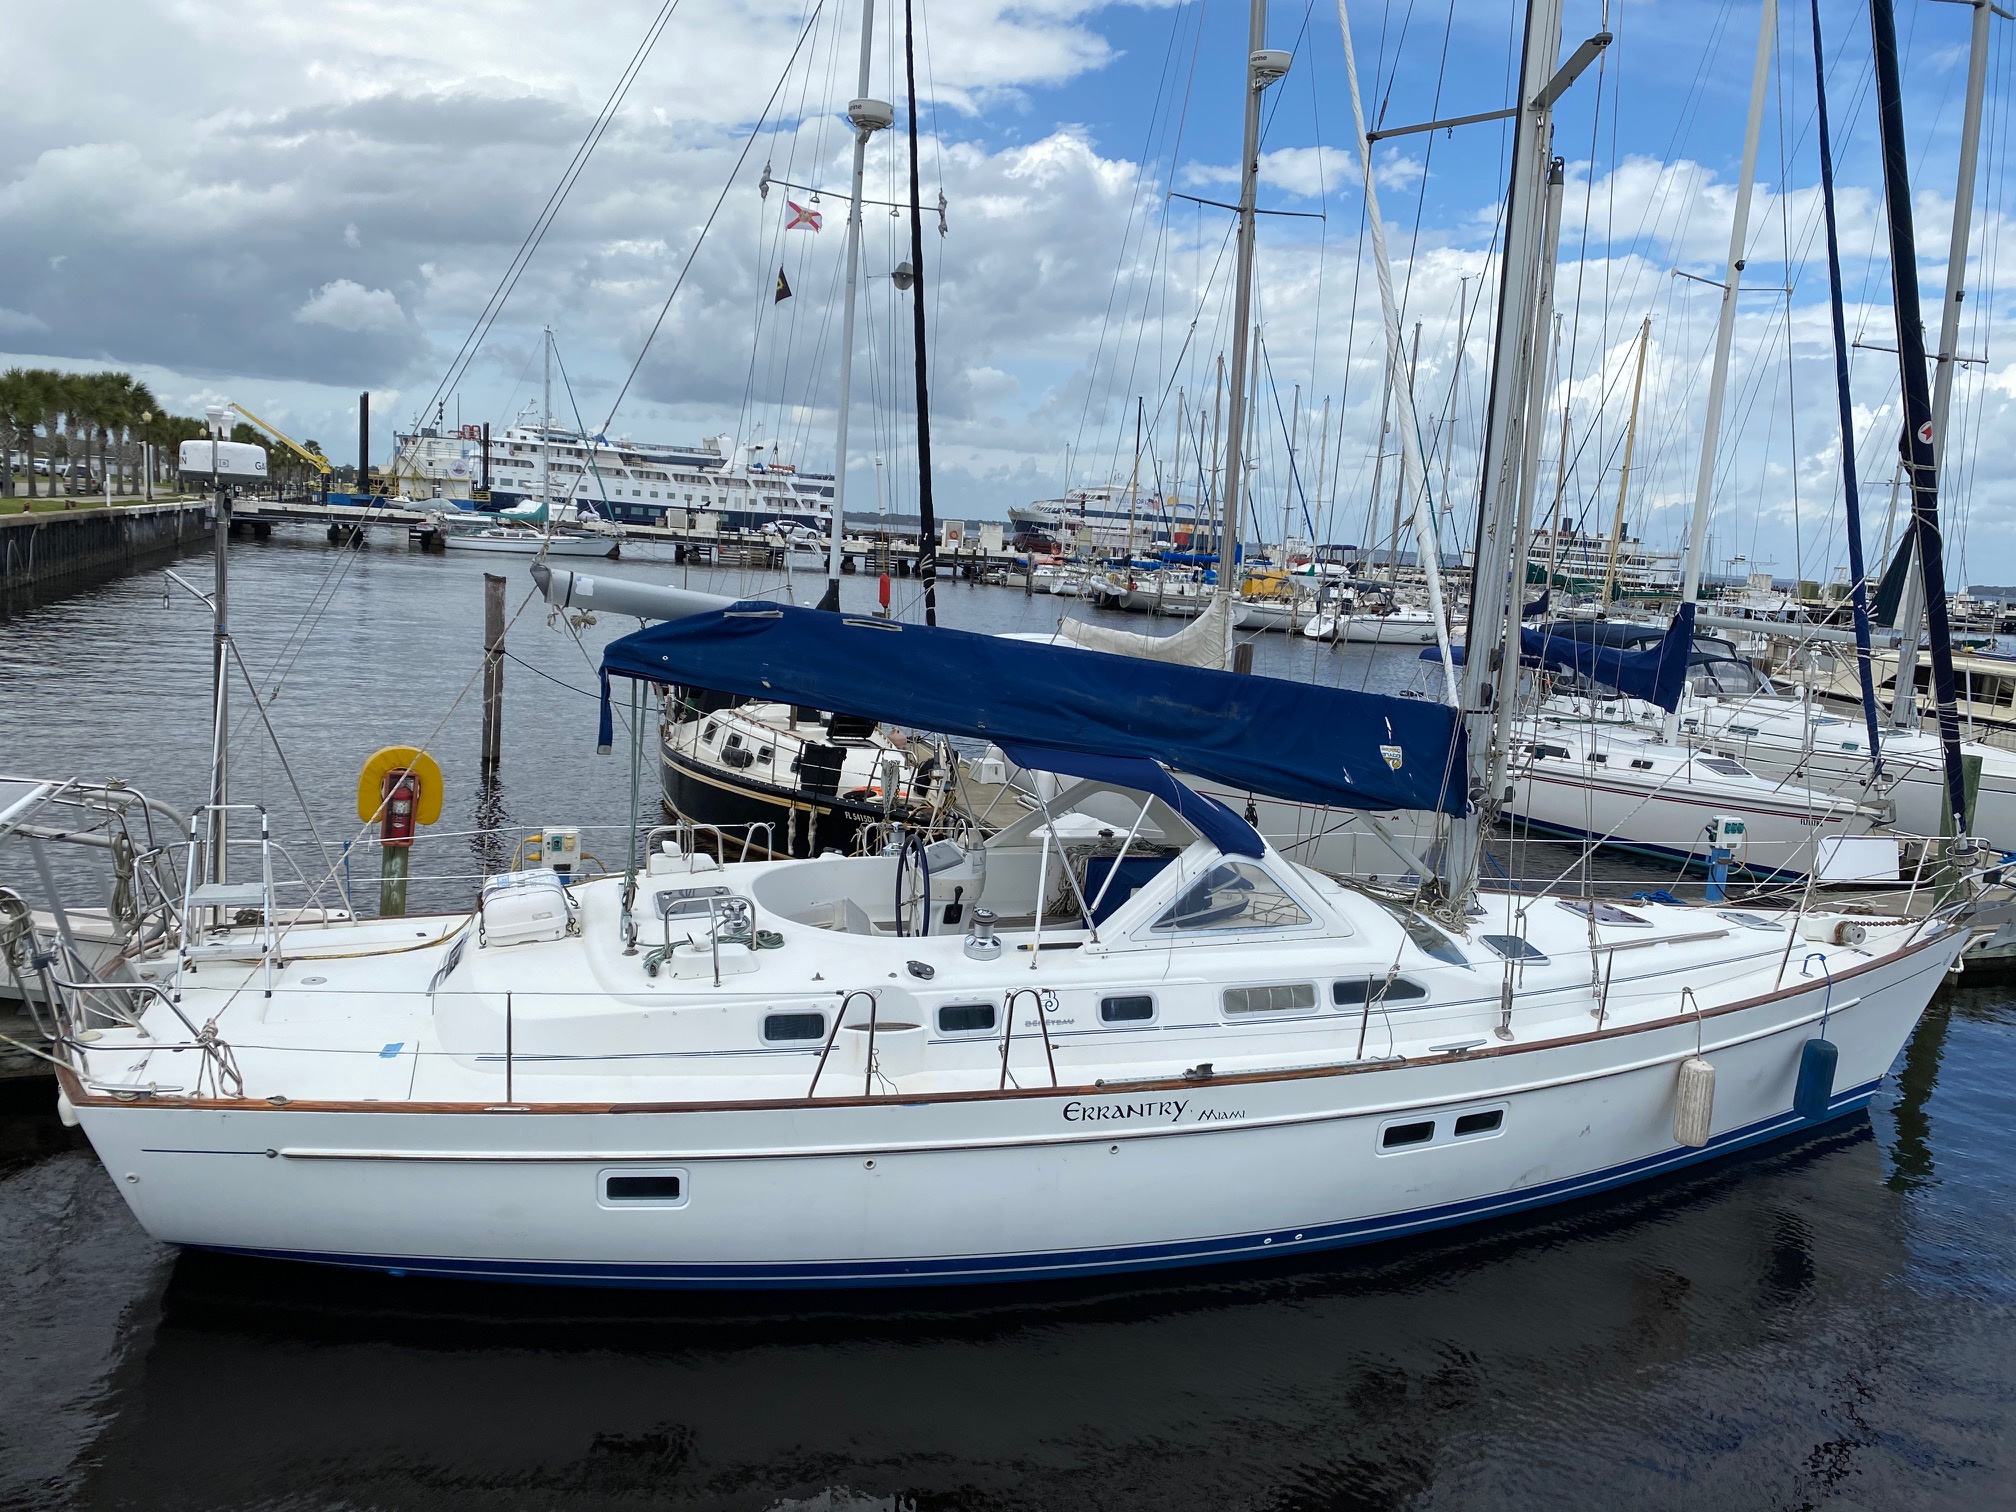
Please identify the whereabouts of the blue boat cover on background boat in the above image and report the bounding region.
[995,741,1264,857]
[600,602,1468,814]
[1422,604,1695,712]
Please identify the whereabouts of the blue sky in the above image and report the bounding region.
[5,0,2013,582]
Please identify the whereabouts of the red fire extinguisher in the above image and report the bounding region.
[381,772,419,848]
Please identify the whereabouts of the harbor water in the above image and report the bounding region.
[3,536,2014,1509]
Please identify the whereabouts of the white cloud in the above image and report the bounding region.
[343,221,360,248]
[0,306,48,334]
[294,279,404,332]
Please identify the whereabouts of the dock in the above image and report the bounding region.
[0,499,214,597]
[226,498,1021,578]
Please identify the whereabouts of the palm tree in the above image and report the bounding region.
[81,372,124,499]
[123,380,158,497]
[54,371,91,496]
[0,368,30,498]
[27,368,65,499]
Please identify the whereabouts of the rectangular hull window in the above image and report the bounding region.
[602,1171,688,1206]
[1100,994,1155,1024]
[1381,1120,1435,1149]
[1223,983,1317,1016]
[938,1002,997,1035]
[763,1012,826,1043]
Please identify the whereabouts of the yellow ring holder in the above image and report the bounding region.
[357,747,445,825]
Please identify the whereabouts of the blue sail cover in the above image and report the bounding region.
[1525,604,1694,711]
[600,603,1468,814]
[1424,604,1695,713]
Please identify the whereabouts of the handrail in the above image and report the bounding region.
[1002,987,1058,1089]
[807,989,880,1098]
[43,968,244,1098]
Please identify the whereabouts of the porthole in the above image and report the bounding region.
[937,1002,997,1035]
[1454,1109,1503,1137]
[1100,994,1155,1024]
[1222,983,1317,1016]
[1332,977,1428,1007]
[762,1012,826,1043]
[599,1167,688,1208]
[1381,1120,1435,1149]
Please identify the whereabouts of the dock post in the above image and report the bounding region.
[1232,641,1254,675]
[482,572,505,770]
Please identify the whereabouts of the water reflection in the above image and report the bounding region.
[1887,1000,1951,1191]
[61,1125,1948,1512]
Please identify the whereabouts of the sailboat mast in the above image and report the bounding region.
[821,0,889,612]
[1886,0,1998,728]
[1217,0,1290,658]
[1446,0,1568,900]
[541,325,553,515]
[1808,0,1884,776]
[1868,0,1972,832]
[901,0,939,624]
[1390,320,1420,590]
[1485,155,1565,793]
[1665,0,1776,742]
[1599,316,1651,609]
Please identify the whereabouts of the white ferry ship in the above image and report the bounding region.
[391,415,835,532]
[1525,523,1682,601]
[1010,485,1217,554]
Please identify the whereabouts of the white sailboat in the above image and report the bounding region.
[4,0,1990,1295]
[439,329,622,558]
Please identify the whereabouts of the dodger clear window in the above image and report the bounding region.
[1153,863,1311,933]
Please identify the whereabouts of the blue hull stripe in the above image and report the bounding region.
[199,1080,1883,1290]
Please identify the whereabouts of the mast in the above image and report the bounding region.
[205,404,231,887]
[820,0,891,612]
[1445,0,1593,899]
[1388,323,1422,590]
[541,325,553,517]
[1808,0,1884,776]
[1599,317,1651,609]
[1485,154,1565,786]
[1886,0,1998,729]
[1217,0,1292,664]
[1868,0,1972,831]
[1664,0,1777,743]
[900,0,939,625]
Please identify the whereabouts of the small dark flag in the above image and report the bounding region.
[774,267,792,303]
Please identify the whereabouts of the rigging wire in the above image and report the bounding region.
[593,4,828,436]
[416,0,688,427]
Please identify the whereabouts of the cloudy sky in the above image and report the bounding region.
[6,0,2014,583]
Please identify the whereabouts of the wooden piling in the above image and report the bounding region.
[1232,641,1255,675]
[482,572,505,770]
